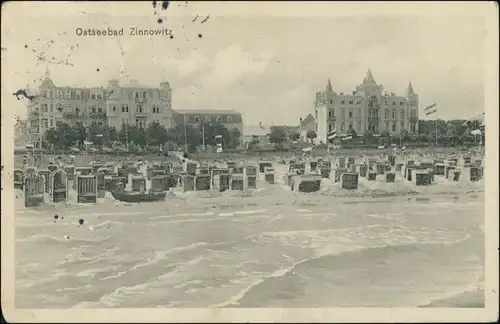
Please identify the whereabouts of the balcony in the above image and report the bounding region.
[63,112,83,118]
[89,112,107,119]
[135,111,147,117]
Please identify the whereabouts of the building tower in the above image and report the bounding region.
[406,81,419,134]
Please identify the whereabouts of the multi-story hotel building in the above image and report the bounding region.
[314,69,419,144]
[26,70,173,144]
[172,109,244,147]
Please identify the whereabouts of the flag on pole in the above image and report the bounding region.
[215,135,223,153]
[425,103,437,116]
[327,129,337,140]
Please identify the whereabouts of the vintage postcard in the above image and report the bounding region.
[1,1,498,323]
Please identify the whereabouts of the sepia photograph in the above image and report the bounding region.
[1,1,498,323]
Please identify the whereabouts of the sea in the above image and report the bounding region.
[14,164,485,308]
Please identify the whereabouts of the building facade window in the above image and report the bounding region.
[76,91,81,99]
[91,107,96,114]
[65,90,71,99]
[98,107,103,113]
[56,90,62,98]
[340,100,345,104]
[385,109,389,119]
[204,116,210,122]
[330,100,333,104]
[400,121,405,131]
[392,110,396,119]
[340,122,345,131]
[42,104,48,112]
[328,124,332,132]
[385,121,390,131]
[216,116,221,123]
[194,116,200,123]
[340,108,345,119]
[357,121,361,131]
[400,110,404,119]
[392,123,396,132]
[227,116,232,123]
[91,93,96,100]
[348,100,353,104]
[400,102,404,106]
[348,110,353,118]
[348,122,353,130]
[392,101,396,106]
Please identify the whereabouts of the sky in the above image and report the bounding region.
[1,1,493,126]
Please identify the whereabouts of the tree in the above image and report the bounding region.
[145,122,168,147]
[400,129,410,144]
[268,127,287,148]
[306,130,317,144]
[379,131,391,146]
[73,122,87,149]
[349,128,358,139]
[226,127,241,149]
[44,128,58,149]
[289,131,300,142]
[87,123,105,149]
[108,126,119,143]
[44,122,76,150]
[363,130,374,145]
[167,122,202,152]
